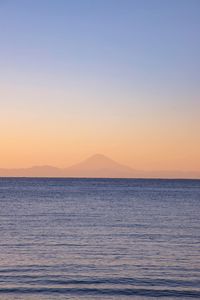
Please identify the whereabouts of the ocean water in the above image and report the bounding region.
[0,178,200,299]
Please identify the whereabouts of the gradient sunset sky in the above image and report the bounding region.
[0,0,200,172]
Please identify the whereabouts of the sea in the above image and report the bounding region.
[0,178,200,299]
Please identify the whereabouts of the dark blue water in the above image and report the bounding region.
[0,178,200,299]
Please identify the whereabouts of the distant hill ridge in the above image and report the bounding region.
[0,154,199,179]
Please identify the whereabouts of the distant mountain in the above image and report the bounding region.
[62,154,141,178]
[0,154,199,179]
[0,165,61,177]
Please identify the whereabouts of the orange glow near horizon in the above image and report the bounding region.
[1,1,200,177]
[0,87,200,174]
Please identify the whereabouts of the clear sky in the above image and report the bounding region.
[0,0,200,172]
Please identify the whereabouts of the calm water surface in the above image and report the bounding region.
[0,178,200,299]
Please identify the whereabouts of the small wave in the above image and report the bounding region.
[0,287,199,298]
[0,276,200,288]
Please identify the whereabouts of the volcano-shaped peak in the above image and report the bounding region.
[86,153,113,162]
[67,153,132,171]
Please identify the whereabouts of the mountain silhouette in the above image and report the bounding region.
[0,154,199,178]
[0,165,61,177]
[62,154,139,178]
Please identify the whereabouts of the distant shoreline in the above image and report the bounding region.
[0,176,199,181]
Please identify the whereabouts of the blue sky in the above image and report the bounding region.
[1,0,199,89]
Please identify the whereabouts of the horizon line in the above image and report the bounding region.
[0,176,200,181]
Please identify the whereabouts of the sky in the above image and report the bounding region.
[0,0,200,173]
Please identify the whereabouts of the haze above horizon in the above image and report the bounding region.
[0,153,200,179]
[0,0,200,175]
